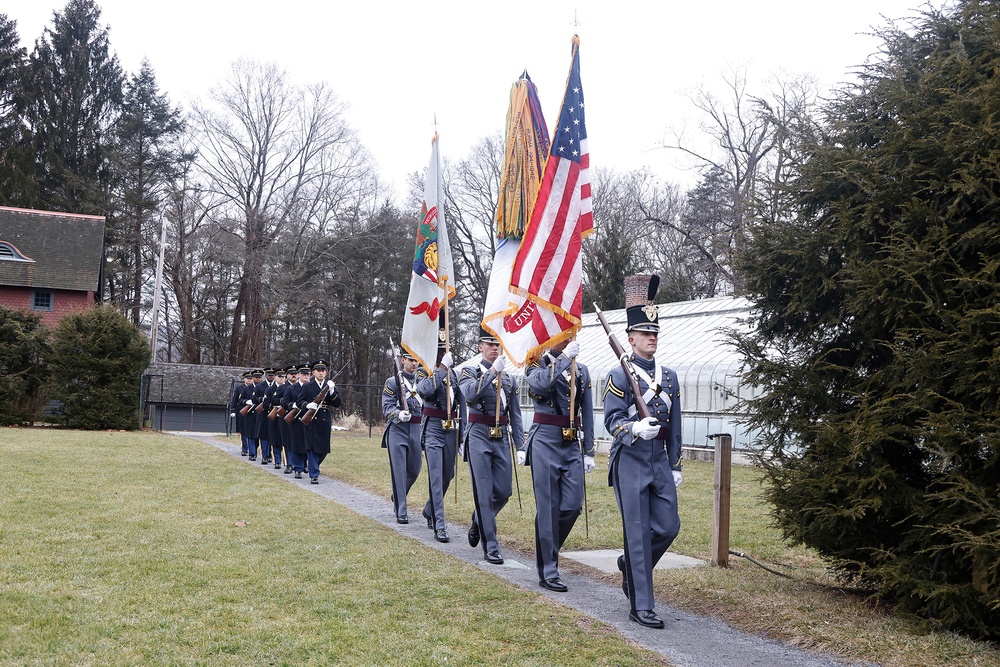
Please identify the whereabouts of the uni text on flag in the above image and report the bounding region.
[401,133,455,373]
[506,35,593,364]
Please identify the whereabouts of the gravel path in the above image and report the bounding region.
[184,433,876,667]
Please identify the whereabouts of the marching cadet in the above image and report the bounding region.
[381,350,425,524]
[231,371,253,455]
[243,368,264,461]
[281,364,311,478]
[523,338,596,592]
[603,275,683,629]
[255,368,276,465]
[416,330,465,543]
[460,328,524,564]
[301,359,342,484]
[268,368,288,469]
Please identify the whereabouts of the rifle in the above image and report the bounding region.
[388,337,408,412]
[300,382,332,426]
[594,304,652,421]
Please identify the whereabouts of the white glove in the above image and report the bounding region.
[306,402,319,411]
[229,412,236,418]
[516,450,527,465]
[491,356,506,374]
[564,341,580,359]
[245,400,253,406]
[440,352,453,368]
[291,402,298,410]
[583,455,595,474]
[326,380,335,391]
[673,470,683,487]
[630,417,660,440]
[398,410,411,422]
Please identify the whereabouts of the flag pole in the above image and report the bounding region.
[569,352,588,537]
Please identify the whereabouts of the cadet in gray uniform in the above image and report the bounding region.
[523,338,595,592]
[602,274,683,629]
[460,328,524,564]
[416,335,464,543]
[381,350,425,524]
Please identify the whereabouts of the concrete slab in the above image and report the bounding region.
[562,548,705,573]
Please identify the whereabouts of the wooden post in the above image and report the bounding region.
[710,433,732,567]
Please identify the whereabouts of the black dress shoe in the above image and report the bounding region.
[294,471,302,479]
[629,609,665,629]
[248,456,256,461]
[434,529,450,543]
[539,577,568,592]
[241,452,248,457]
[618,554,628,598]
[274,463,282,469]
[284,466,293,474]
[310,477,318,484]
[422,509,433,529]
[468,513,480,548]
[397,515,409,525]
[484,550,504,565]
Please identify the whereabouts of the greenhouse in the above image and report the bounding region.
[500,296,759,452]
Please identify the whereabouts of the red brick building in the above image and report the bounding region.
[0,206,104,327]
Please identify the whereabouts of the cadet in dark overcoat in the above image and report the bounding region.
[301,359,342,484]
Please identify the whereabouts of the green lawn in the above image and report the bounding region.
[0,428,665,667]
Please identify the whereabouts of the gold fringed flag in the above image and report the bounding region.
[495,71,550,240]
[481,72,550,364]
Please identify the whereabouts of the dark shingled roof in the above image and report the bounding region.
[0,206,105,292]
[144,363,248,406]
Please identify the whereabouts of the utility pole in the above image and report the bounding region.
[149,217,167,359]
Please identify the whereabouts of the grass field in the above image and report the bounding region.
[1,426,997,667]
[0,428,665,667]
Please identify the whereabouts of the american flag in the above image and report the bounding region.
[507,36,593,362]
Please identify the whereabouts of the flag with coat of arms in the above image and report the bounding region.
[401,133,455,372]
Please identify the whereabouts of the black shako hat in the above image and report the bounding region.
[311,359,329,371]
[625,274,660,333]
[478,326,499,344]
[251,368,264,377]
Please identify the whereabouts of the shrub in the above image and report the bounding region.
[0,306,51,425]
[49,304,150,429]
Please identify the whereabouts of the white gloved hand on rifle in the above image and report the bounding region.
[398,410,411,423]
[583,455,595,474]
[245,400,253,406]
[440,352,453,369]
[326,380,335,391]
[229,412,235,418]
[673,470,683,487]
[516,449,527,466]
[630,417,660,441]
[306,402,319,411]
[563,341,580,359]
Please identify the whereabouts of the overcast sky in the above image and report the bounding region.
[8,0,931,199]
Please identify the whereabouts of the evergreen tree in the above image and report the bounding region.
[0,14,29,204]
[21,0,123,214]
[735,0,1000,639]
[0,306,50,426]
[108,59,184,325]
[49,304,150,430]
